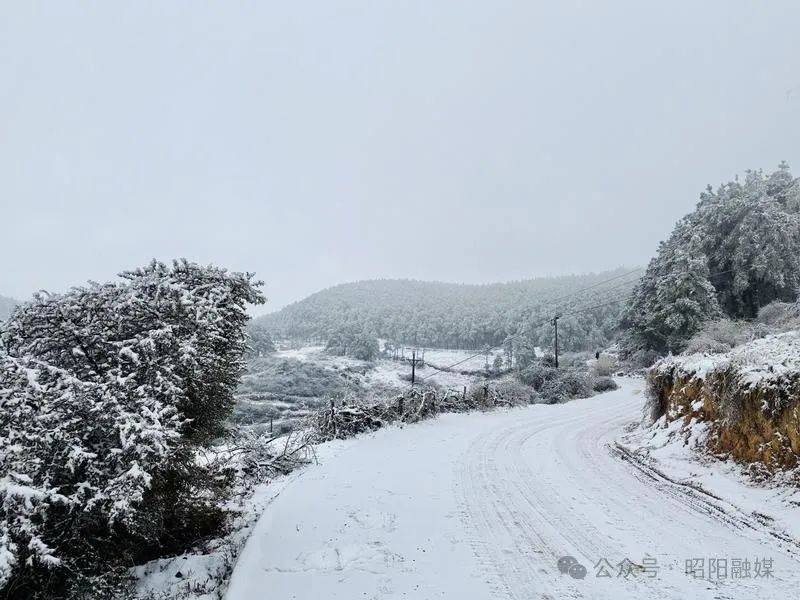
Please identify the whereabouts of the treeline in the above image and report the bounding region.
[255,270,641,353]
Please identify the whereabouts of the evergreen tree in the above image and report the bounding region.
[623,164,800,354]
[247,321,277,358]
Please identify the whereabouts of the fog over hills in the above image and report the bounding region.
[255,268,642,351]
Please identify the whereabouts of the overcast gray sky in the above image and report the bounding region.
[2,1,799,313]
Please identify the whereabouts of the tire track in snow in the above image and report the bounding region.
[455,380,800,600]
[456,402,629,599]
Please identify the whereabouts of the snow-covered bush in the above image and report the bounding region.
[516,363,595,403]
[592,376,618,393]
[683,319,750,354]
[310,391,434,441]
[756,300,800,330]
[0,260,263,599]
[492,379,538,404]
[556,352,591,368]
[517,363,554,389]
[311,381,540,443]
[682,335,731,355]
[539,370,592,404]
[626,348,661,370]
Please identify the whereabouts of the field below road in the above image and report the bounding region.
[233,345,504,432]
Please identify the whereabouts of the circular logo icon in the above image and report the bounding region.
[568,563,587,579]
[557,556,578,574]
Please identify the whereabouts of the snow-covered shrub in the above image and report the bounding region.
[492,380,538,404]
[682,335,731,355]
[626,348,661,370]
[310,390,438,441]
[517,363,555,389]
[517,363,595,403]
[219,429,313,484]
[683,318,776,356]
[312,400,392,440]
[311,381,539,443]
[683,319,751,354]
[592,376,618,393]
[539,370,593,404]
[0,260,263,599]
[756,300,800,330]
[464,382,496,408]
[557,352,591,368]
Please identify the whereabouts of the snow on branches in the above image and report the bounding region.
[623,164,800,355]
[0,260,263,598]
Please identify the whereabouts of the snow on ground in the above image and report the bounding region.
[273,344,490,391]
[235,345,500,433]
[619,410,800,544]
[133,478,296,600]
[133,436,323,600]
[275,344,326,362]
[226,379,800,600]
[417,347,496,370]
[653,330,800,388]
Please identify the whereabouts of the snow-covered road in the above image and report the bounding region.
[226,380,800,599]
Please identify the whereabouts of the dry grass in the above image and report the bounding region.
[647,366,800,470]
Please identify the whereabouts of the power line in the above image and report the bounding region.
[547,267,644,302]
[410,263,740,385]
[560,293,633,318]
[517,267,644,319]
[414,272,645,383]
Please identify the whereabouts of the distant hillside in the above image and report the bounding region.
[255,269,643,352]
[0,295,17,321]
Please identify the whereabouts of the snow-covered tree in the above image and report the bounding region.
[325,326,378,361]
[623,164,800,354]
[348,333,379,361]
[0,260,263,599]
[623,239,722,353]
[247,321,277,358]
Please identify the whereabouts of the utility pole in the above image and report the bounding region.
[553,314,560,368]
[411,350,417,385]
